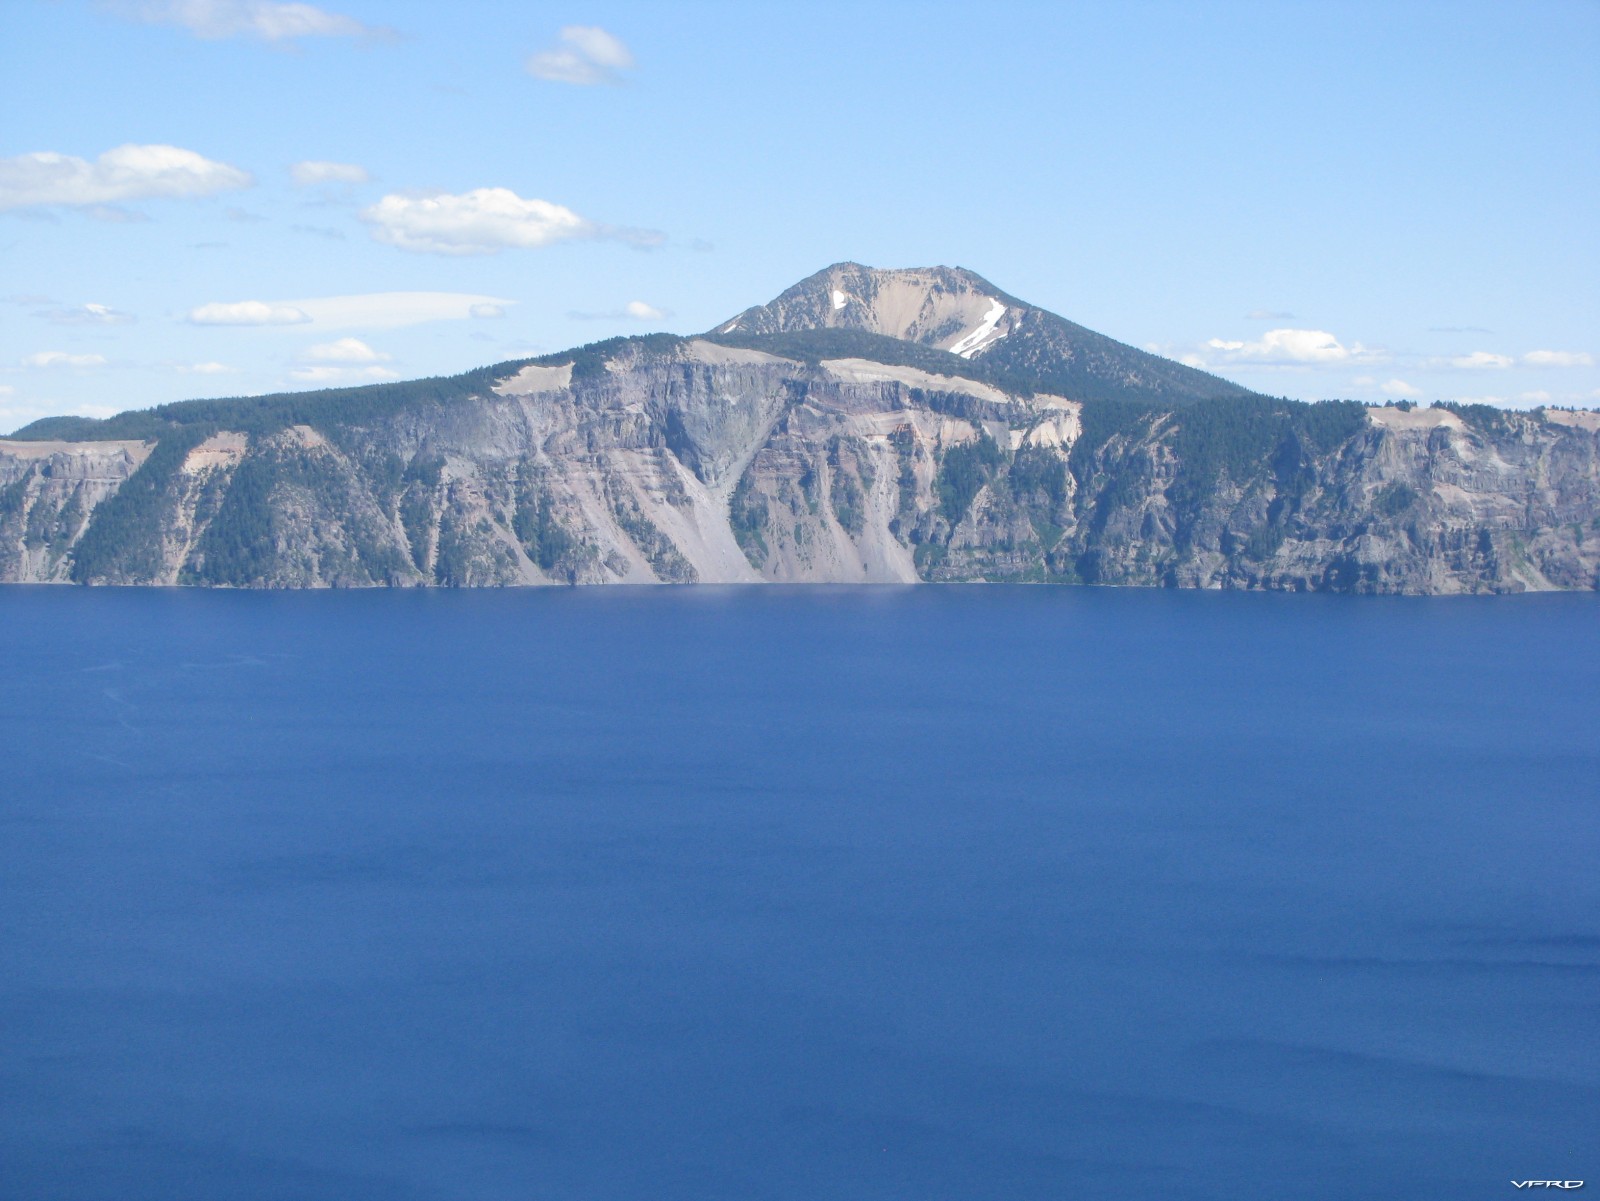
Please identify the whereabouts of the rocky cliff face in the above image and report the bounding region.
[1021,402,1600,593]
[0,439,151,583]
[2,341,1595,593]
[3,264,1596,593]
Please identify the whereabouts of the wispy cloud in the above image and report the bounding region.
[288,340,400,382]
[1203,328,1379,366]
[1445,351,1513,369]
[188,300,312,326]
[290,364,399,383]
[1351,375,1420,399]
[302,337,387,363]
[290,160,370,187]
[115,0,393,43]
[291,223,346,240]
[22,351,109,368]
[360,187,662,255]
[186,291,514,329]
[569,300,670,321]
[0,144,252,211]
[526,26,634,85]
[1522,349,1593,368]
[1245,309,1295,321]
[38,302,135,325]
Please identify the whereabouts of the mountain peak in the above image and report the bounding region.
[711,263,1257,405]
[713,263,1018,359]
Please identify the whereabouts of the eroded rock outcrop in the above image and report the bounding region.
[0,439,152,582]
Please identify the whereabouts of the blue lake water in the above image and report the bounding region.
[1,585,1596,1200]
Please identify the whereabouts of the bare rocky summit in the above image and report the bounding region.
[2,266,1596,592]
[716,263,1256,405]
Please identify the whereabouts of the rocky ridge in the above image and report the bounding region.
[715,263,1258,406]
[2,267,1596,593]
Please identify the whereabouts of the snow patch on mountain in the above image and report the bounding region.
[948,298,1009,358]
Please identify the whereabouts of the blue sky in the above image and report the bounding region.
[2,0,1596,432]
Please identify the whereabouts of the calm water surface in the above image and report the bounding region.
[1,586,1596,1200]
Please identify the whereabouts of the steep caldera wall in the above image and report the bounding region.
[2,339,1596,593]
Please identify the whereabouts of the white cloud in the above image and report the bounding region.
[294,292,516,328]
[360,188,597,255]
[22,351,108,368]
[469,302,506,319]
[0,385,15,395]
[526,26,634,85]
[1204,328,1374,365]
[1450,351,1513,369]
[1245,309,1295,320]
[303,337,387,363]
[1522,349,1594,368]
[565,26,634,69]
[40,302,135,325]
[186,291,514,330]
[289,364,399,383]
[1519,390,1553,404]
[0,144,252,211]
[177,361,234,374]
[1381,378,1421,398]
[121,0,387,42]
[187,300,312,326]
[290,160,370,187]
[569,300,674,322]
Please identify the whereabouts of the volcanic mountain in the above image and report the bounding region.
[2,264,1596,592]
[710,262,1255,405]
